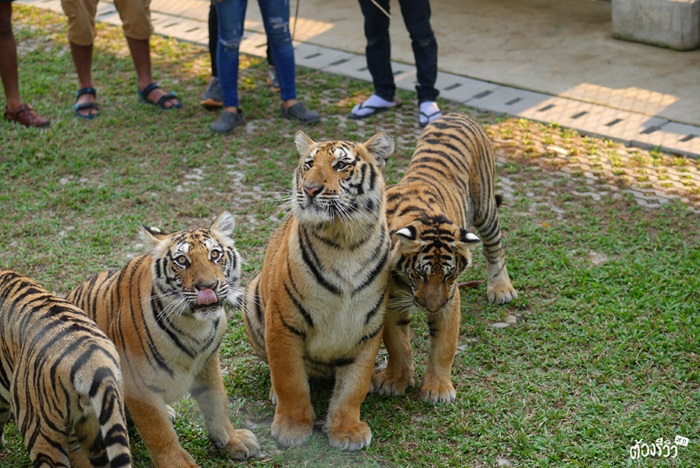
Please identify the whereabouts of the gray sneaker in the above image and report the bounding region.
[201,77,222,107]
[210,110,244,133]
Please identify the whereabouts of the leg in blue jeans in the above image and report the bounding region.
[257,0,296,102]
[214,0,247,109]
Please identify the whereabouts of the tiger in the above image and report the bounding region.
[372,112,518,404]
[66,212,260,467]
[242,130,394,451]
[0,270,132,468]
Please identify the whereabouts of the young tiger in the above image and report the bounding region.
[66,212,260,467]
[0,270,131,468]
[374,112,518,403]
[242,130,394,451]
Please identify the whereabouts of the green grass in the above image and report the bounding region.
[1,6,699,467]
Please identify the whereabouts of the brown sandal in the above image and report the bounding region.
[4,104,50,128]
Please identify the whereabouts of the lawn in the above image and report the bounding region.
[1,6,698,467]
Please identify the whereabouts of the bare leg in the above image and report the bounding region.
[0,3,21,110]
[126,36,180,108]
[69,41,98,117]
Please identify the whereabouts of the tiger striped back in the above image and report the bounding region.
[0,270,131,467]
[242,130,394,451]
[372,112,518,403]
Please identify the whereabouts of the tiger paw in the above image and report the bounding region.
[420,375,456,403]
[325,420,372,451]
[371,369,414,396]
[487,284,518,304]
[271,412,313,449]
[220,428,261,460]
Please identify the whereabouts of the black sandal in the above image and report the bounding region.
[138,82,182,110]
[74,87,99,120]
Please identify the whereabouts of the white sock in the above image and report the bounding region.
[419,101,442,125]
[351,94,395,116]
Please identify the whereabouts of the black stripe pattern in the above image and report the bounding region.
[0,270,131,467]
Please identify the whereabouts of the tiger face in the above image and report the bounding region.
[143,211,241,318]
[391,221,481,313]
[291,130,394,225]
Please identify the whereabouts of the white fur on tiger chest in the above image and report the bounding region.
[142,305,227,403]
[292,227,389,363]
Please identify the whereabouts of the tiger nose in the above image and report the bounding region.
[195,280,218,290]
[303,184,323,199]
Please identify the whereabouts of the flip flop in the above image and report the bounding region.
[138,82,182,110]
[349,100,398,120]
[74,87,99,120]
[420,110,443,128]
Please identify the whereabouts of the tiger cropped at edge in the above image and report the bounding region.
[0,270,131,468]
[66,212,260,467]
[373,112,518,403]
[242,130,394,451]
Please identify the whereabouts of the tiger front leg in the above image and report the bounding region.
[125,391,199,468]
[267,324,315,449]
[324,333,382,451]
[372,307,415,396]
[421,295,461,403]
[480,231,518,304]
[191,356,260,460]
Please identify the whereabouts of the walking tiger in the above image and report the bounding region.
[373,112,518,403]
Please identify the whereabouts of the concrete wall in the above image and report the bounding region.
[612,0,700,50]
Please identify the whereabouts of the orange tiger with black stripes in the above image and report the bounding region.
[67,212,260,467]
[373,112,518,403]
[242,130,394,451]
[0,270,131,467]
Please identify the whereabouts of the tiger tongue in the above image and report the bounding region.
[197,289,218,305]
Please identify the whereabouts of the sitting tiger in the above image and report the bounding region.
[242,130,394,451]
[0,270,131,467]
[66,212,260,467]
[373,112,518,403]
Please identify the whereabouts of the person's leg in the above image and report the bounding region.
[0,3,21,110]
[0,3,50,127]
[115,0,180,108]
[69,41,99,117]
[214,0,246,112]
[358,0,394,101]
[201,1,222,107]
[62,0,100,117]
[398,0,438,104]
[210,0,247,132]
[208,0,218,78]
[259,0,319,123]
[257,0,295,104]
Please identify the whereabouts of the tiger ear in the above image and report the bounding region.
[295,130,316,156]
[460,229,481,244]
[211,211,235,237]
[211,211,236,247]
[363,132,394,169]
[392,225,418,248]
[141,225,169,247]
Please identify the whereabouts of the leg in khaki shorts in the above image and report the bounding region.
[61,0,182,118]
